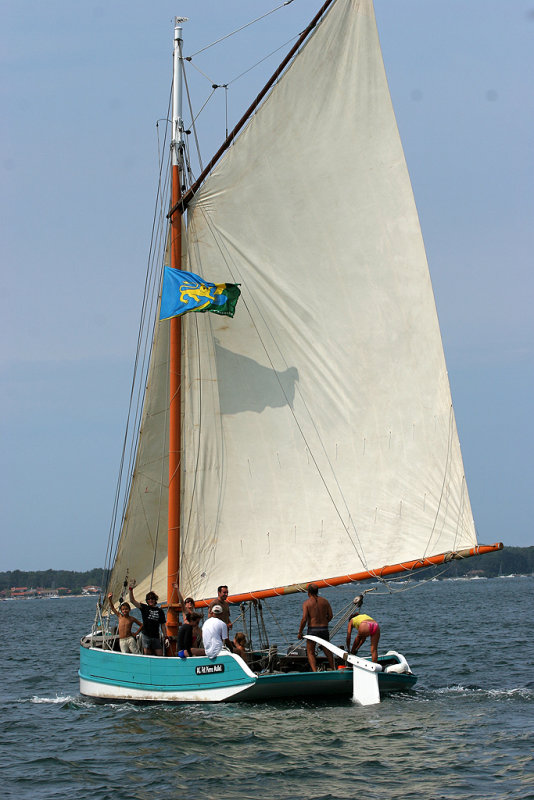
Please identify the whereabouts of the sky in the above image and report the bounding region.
[1,0,532,570]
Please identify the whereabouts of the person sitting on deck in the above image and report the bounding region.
[172,581,203,648]
[128,583,167,656]
[346,612,381,663]
[297,582,335,672]
[177,612,206,658]
[201,605,233,659]
[107,594,143,653]
[232,632,249,664]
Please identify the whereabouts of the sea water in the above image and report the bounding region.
[0,576,532,800]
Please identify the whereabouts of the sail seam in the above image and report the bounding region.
[423,404,456,559]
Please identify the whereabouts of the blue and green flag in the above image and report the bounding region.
[160,267,241,321]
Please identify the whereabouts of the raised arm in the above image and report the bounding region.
[128,583,141,609]
[107,593,119,616]
[172,581,187,622]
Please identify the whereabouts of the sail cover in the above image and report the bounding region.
[179,0,477,601]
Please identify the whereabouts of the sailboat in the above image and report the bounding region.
[79,0,502,704]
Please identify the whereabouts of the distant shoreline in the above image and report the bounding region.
[1,574,533,605]
[1,593,96,600]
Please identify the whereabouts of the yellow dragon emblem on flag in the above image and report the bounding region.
[180,278,217,311]
[179,276,216,308]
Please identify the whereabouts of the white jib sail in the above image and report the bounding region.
[108,316,170,603]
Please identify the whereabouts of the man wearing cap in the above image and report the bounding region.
[201,604,233,658]
[208,585,232,629]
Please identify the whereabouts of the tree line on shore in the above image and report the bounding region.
[425,545,533,579]
[0,567,104,594]
[1,547,532,592]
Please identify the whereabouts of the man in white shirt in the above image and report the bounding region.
[201,604,233,658]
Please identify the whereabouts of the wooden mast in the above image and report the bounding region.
[166,17,187,649]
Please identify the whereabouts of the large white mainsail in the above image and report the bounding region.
[107,0,477,607]
[179,0,476,601]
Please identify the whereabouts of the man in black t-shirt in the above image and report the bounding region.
[129,584,167,655]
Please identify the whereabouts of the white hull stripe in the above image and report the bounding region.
[79,676,255,703]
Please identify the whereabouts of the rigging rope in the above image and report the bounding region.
[187,1,295,59]
[181,61,204,175]
[181,3,299,163]
[223,38,296,88]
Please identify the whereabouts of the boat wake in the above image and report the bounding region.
[432,685,534,700]
[28,694,74,705]
[24,693,125,710]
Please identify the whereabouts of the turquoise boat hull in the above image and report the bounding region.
[79,645,417,703]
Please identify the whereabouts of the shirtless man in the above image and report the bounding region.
[297,583,335,671]
[107,594,143,653]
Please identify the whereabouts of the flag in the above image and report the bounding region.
[159,267,241,321]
